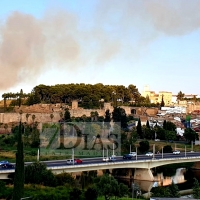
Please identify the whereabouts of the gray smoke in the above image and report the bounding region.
[0,0,200,91]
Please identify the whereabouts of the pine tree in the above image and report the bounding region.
[193,178,200,199]
[146,120,150,129]
[13,112,24,200]
[104,109,111,128]
[160,94,165,108]
[168,181,180,197]
[163,120,167,130]
[64,108,71,122]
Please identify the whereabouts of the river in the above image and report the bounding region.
[116,164,200,196]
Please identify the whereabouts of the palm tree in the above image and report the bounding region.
[26,113,30,124]
[50,113,54,122]
[4,124,8,134]
[59,112,63,120]
[32,115,36,123]
[177,91,185,101]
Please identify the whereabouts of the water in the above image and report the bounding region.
[116,167,196,193]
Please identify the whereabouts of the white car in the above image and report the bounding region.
[102,157,109,162]
[173,150,180,155]
[129,152,137,157]
[66,159,75,164]
[109,156,117,162]
[145,152,153,156]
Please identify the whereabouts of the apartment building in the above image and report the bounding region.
[142,86,172,105]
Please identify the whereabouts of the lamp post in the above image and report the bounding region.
[191,141,194,152]
[162,146,163,159]
[136,146,138,160]
[72,148,74,165]
[185,145,186,157]
[113,143,115,156]
[153,144,155,159]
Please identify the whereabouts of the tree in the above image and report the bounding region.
[84,187,98,200]
[25,113,30,123]
[50,113,54,122]
[168,181,180,197]
[146,120,150,129]
[94,174,128,200]
[184,128,198,143]
[177,91,185,101]
[104,109,111,128]
[165,131,176,142]
[112,107,128,129]
[25,162,56,186]
[13,115,24,200]
[165,121,176,131]
[64,108,71,122]
[163,120,167,130]
[143,126,153,139]
[59,112,63,120]
[136,118,143,139]
[138,140,149,153]
[55,172,75,187]
[151,186,171,197]
[69,188,82,200]
[160,94,165,107]
[163,145,173,153]
[193,178,200,199]
[32,114,36,123]
[122,128,138,152]
[30,125,40,148]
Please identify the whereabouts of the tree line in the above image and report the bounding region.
[2,84,159,109]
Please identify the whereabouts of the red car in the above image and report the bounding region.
[74,159,82,164]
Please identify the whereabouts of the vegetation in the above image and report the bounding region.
[13,113,24,200]
[193,178,200,199]
[2,83,161,110]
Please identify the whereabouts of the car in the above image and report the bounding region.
[74,159,82,164]
[66,159,75,164]
[67,159,83,164]
[0,160,9,166]
[102,157,109,162]
[145,152,153,156]
[1,163,14,169]
[173,150,180,155]
[109,155,117,162]
[129,152,137,157]
[123,154,132,159]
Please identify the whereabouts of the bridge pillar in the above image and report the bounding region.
[134,169,154,181]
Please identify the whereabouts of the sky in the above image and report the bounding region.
[0,0,200,99]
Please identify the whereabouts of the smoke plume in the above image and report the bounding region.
[0,0,200,91]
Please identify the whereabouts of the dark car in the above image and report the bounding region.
[0,160,9,166]
[1,163,14,169]
[123,154,132,160]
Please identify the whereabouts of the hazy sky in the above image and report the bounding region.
[0,0,200,98]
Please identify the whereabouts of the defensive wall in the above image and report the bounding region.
[0,102,158,125]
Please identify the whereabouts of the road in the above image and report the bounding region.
[1,152,200,170]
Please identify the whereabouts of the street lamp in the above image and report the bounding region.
[72,148,74,165]
[136,146,138,160]
[162,146,163,159]
[185,145,186,157]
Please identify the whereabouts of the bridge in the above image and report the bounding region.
[1,153,200,181]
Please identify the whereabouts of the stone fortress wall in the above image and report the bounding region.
[0,101,158,124]
[0,100,199,125]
